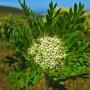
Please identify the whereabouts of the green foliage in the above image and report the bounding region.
[45,1,61,36]
[54,2,86,38]
[19,0,45,38]
[0,13,42,90]
[0,15,31,49]
[7,63,42,89]
[54,2,90,77]
[46,1,61,27]
[0,0,90,89]
[84,18,90,39]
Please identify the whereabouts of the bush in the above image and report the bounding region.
[0,0,90,89]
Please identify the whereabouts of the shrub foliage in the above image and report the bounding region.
[0,0,90,89]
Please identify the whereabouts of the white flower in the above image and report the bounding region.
[28,36,66,70]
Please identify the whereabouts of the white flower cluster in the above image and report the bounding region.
[28,36,66,70]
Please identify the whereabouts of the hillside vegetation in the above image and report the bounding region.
[0,5,23,15]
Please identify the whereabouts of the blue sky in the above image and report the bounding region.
[0,0,90,12]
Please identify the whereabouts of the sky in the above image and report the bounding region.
[0,0,90,13]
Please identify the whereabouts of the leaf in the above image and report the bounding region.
[79,2,84,12]
[54,8,61,18]
[74,3,78,16]
[32,73,41,85]
[69,8,73,16]
[54,3,57,9]
[19,79,25,88]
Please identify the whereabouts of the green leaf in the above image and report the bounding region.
[74,3,78,16]
[18,79,25,88]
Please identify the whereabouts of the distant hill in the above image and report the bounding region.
[0,5,44,17]
[0,5,46,17]
[0,5,90,17]
[0,5,23,15]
